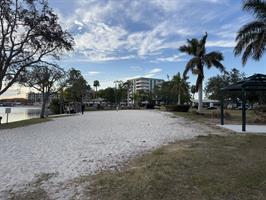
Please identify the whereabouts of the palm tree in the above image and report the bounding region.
[235,0,266,65]
[93,80,100,98]
[171,72,189,105]
[179,33,225,113]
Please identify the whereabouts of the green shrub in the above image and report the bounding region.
[49,99,61,114]
[165,105,190,112]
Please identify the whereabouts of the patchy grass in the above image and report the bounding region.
[85,134,266,200]
[0,114,75,130]
[174,108,258,126]
[0,118,51,130]
[7,173,57,200]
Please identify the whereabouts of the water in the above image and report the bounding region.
[0,106,41,124]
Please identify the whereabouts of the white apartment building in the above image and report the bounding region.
[127,77,164,104]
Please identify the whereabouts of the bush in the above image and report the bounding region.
[165,105,190,112]
[254,105,266,123]
[146,103,155,109]
[49,99,61,114]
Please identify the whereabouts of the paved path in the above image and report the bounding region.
[0,110,210,199]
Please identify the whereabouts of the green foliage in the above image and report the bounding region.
[179,33,225,92]
[97,81,128,104]
[98,87,116,103]
[235,0,266,65]
[64,68,90,102]
[205,69,266,105]
[191,85,196,99]
[93,80,100,91]
[19,64,65,118]
[0,0,73,96]
[132,90,154,106]
[49,99,61,114]
[205,68,245,101]
[154,73,190,105]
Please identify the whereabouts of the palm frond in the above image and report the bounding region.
[211,60,225,72]
[204,51,224,70]
[236,21,265,41]
[195,32,207,56]
[234,31,262,55]
[243,0,266,20]
[242,42,254,65]
[235,20,266,61]
[182,57,200,79]
[252,32,266,60]
[205,51,224,61]
[179,39,199,56]
[179,45,192,54]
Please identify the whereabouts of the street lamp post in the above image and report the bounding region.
[114,81,119,111]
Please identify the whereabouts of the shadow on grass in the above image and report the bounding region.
[83,134,266,200]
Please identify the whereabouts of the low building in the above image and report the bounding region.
[192,99,220,108]
[127,77,164,104]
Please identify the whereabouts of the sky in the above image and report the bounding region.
[2,0,266,99]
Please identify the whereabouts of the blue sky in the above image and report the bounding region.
[3,0,266,98]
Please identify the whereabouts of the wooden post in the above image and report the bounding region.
[6,113,9,124]
[242,88,246,132]
[221,94,224,125]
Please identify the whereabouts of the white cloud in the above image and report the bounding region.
[148,68,162,74]
[144,68,163,78]
[206,40,236,48]
[154,53,186,63]
[55,0,246,62]
[85,71,101,76]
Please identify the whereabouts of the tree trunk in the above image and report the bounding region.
[178,85,181,105]
[40,93,49,118]
[197,82,203,113]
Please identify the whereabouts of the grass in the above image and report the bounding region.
[173,108,258,126]
[0,114,75,130]
[2,108,266,199]
[84,134,266,200]
[7,173,57,200]
[0,118,52,130]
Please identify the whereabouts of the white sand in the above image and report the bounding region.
[0,110,210,199]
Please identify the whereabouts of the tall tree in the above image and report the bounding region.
[65,68,89,102]
[93,80,100,97]
[205,73,229,100]
[235,0,266,65]
[205,68,245,103]
[0,0,73,96]
[179,33,225,113]
[20,64,66,118]
[154,74,190,105]
[98,87,115,104]
[171,72,189,105]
